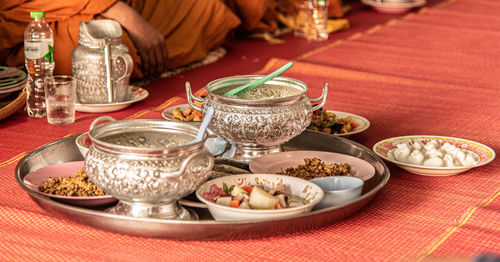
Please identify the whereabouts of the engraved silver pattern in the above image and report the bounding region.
[85,150,213,203]
[72,20,133,104]
[84,120,214,206]
[206,98,312,146]
[187,75,328,161]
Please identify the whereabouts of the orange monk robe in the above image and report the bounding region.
[0,0,241,78]
[224,0,279,33]
[223,0,345,35]
[123,0,240,77]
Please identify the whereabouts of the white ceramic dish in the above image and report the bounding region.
[373,135,495,176]
[196,174,324,222]
[361,0,426,14]
[75,86,148,113]
[161,103,202,123]
[311,176,364,209]
[249,150,376,181]
[23,161,117,207]
[309,110,370,137]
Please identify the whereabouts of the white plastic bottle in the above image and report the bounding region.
[24,11,54,118]
[305,0,329,41]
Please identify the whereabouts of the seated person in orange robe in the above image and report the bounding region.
[0,0,241,79]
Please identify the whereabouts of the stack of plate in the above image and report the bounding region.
[0,66,27,120]
[361,0,426,14]
[0,66,27,99]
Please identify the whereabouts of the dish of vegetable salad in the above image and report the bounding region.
[203,183,305,210]
[308,109,370,137]
[195,174,324,221]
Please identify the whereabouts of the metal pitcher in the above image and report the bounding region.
[72,19,133,104]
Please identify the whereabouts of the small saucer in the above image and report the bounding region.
[75,86,148,113]
[309,110,370,137]
[161,103,202,124]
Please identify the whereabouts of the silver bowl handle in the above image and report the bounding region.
[89,116,117,131]
[310,82,328,111]
[104,38,114,103]
[165,151,214,178]
[185,81,204,111]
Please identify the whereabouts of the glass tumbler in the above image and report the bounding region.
[44,75,76,125]
[294,0,310,36]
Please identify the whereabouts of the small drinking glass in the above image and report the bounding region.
[44,75,76,125]
[294,0,310,36]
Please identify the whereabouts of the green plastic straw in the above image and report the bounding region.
[223,62,293,97]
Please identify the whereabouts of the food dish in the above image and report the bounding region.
[196,174,324,221]
[309,110,370,137]
[373,135,495,176]
[361,0,426,14]
[249,150,376,181]
[161,103,202,123]
[75,86,148,113]
[22,161,117,207]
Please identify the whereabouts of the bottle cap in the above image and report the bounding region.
[30,11,45,19]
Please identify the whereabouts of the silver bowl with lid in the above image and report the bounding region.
[84,116,214,220]
[187,75,328,162]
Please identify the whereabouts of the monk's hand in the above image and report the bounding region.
[102,1,169,79]
[125,17,168,79]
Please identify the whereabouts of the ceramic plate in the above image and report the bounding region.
[373,135,495,176]
[0,78,26,94]
[361,0,426,14]
[249,150,376,181]
[75,86,148,113]
[161,103,202,124]
[309,110,370,137]
[0,66,26,87]
[23,161,117,207]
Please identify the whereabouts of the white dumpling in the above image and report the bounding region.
[407,150,424,165]
[423,156,445,167]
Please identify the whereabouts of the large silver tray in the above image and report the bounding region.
[15,130,390,240]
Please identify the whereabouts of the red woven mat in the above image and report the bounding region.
[0,0,499,261]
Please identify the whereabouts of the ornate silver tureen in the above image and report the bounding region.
[84,116,214,220]
[187,75,328,162]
